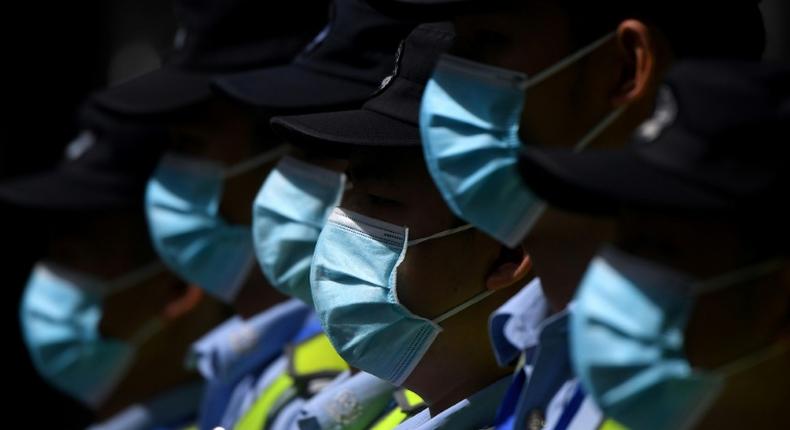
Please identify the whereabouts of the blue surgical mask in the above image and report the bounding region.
[570,246,786,430]
[20,262,164,408]
[419,33,624,248]
[145,146,289,303]
[311,207,492,385]
[252,156,346,305]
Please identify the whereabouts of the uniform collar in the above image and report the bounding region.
[489,278,551,367]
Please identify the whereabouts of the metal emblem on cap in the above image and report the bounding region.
[64,131,96,161]
[302,3,334,56]
[303,24,331,55]
[173,28,188,50]
[637,85,678,143]
[375,39,405,94]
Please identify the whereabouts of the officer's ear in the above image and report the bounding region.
[486,243,532,291]
[611,19,661,105]
[162,285,205,320]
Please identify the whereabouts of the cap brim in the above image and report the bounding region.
[0,168,145,211]
[271,108,421,151]
[0,121,163,211]
[213,65,377,113]
[92,67,212,117]
[518,129,730,216]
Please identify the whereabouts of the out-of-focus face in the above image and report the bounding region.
[167,99,290,317]
[47,212,230,417]
[614,213,790,368]
[169,99,277,226]
[614,211,790,428]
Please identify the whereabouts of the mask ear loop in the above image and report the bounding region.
[408,224,475,247]
[558,33,626,152]
[513,99,624,244]
[681,336,790,430]
[715,338,790,379]
[434,289,497,324]
[107,262,166,294]
[105,262,169,347]
[122,266,209,348]
[693,259,787,296]
[575,106,626,151]
[128,317,166,348]
[513,100,624,242]
[223,144,292,179]
[405,224,498,324]
[526,32,617,90]
[211,144,293,300]
[502,32,621,245]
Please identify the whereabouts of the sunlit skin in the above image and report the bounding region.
[46,212,230,419]
[341,147,532,414]
[614,212,790,429]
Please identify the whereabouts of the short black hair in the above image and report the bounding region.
[560,1,766,60]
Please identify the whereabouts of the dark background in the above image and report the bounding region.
[1,1,176,180]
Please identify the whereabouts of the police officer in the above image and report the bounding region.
[268,22,526,429]
[0,104,230,429]
[515,60,790,430]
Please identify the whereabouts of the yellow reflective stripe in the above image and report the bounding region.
[234,373,294,430]
[369,390,425,430]
[599,419,628,430]
[292,334,348,376]
[180,426,198,430]
[402,390,424,409]
[369,407,407,430]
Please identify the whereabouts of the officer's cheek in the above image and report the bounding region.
[396,243,456,319]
